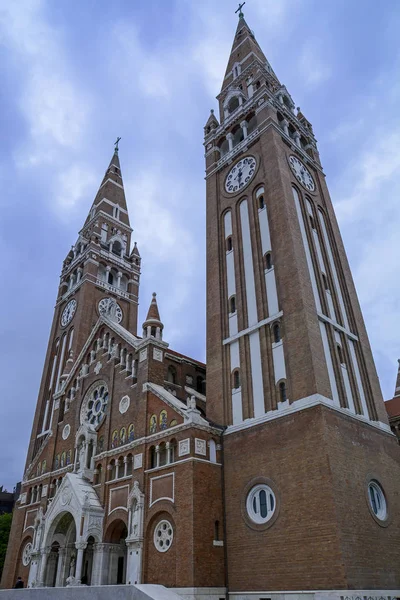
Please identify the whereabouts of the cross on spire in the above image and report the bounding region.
[114,136,121,153]
[235,2,245,18]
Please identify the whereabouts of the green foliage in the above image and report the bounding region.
[0,512,13,580]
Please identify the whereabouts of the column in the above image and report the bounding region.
[77,267,83,282]
[106,265,111,286]
[166,442,171,465]
[282,118,289,136]
[107,464,113,482]
[117,271,122,288]
[226,133,234,152]
[278,93,284,105]
[293,131,301,147]
[74,542,87,583]
[124,456,128,478]
[126,541,143,586]
[155,445,160,468]
[240,120,248,139]
[55,548,67,587]
[38,548,51,587]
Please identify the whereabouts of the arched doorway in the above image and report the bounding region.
[104,519,128,585]
[44,511,76,587]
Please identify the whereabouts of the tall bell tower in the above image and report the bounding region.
[26,145,141,474]
[205,10,400,595]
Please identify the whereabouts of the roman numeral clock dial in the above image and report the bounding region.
[225,156,256,194]
[289,155,315,192]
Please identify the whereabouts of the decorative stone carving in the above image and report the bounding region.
[41,485,48,497]
[179,439,190,457]
[62,424,71,440]
[139,348,148,363]
[61,486,73,506]
[94,361,102,375]
[119,395,130,414]
[153,348,163,362]
[195,438,207,456]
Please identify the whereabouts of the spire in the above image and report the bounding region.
[84,143,130,228]
[394,359,400,397]
[142,293,164,341]
[220,11,279,94]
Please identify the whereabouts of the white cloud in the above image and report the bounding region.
[0,0,91,167]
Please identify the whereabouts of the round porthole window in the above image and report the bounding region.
[246,484,276,525]
[154,520,174,553]
[368,480,387,521]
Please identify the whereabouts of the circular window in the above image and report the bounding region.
[368,480,387,521]
[80,381,109,429]
[22,542,32,566]
[154,520,174,553]
[246,484,276,525]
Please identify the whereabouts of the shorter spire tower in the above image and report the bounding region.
[142,293,164,340]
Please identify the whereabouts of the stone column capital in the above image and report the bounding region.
[75,541,87,551]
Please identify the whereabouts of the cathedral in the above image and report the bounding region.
[2,10,400,600]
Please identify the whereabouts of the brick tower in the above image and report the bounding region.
[205,9,400,595]
[24,146,141,474]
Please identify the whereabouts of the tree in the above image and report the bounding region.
[0,513,12,580]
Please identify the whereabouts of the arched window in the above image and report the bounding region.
[126,454,133,476]
[150,326,157,337]
[109,460,116,481]
[309,215,316,230]
[233,369,241,390]
[214,520,220,541]
[322,273,329,291]
[228,96,240,114]
[196,376,206,395]
[226,236,233,252]
[229,296,236,314]
[273,322,281,343]
[279,381,287,402]
[258,194,265,210]
[150,446,157,469]
[337,344,345,365]
[111,240,122,256]
[159,443,168,467]
[218,138,230,157]
[264,252,273,270]
[232,125,244,147]
[169,439,177,464]
[167,366,177,385]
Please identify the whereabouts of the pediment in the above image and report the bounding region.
[43,473,104,545]
[57,316,139,398]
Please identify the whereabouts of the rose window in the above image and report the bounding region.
[80,381,109,429]
[154,520,173,553]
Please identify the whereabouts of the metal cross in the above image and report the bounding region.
[235,2,246,18]
[114,136,121,152]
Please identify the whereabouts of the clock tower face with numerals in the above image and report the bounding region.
[225,156,256,193]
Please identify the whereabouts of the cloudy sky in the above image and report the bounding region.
[0,0,399,490]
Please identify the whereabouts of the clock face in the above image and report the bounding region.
[289,155,315,192]
[98,297,123,323]
[61,299,77,327]
[225,156,256,194]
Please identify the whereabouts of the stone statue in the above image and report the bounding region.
[69,556,76,578]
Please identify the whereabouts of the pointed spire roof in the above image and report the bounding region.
[142,293,164,339]
[84,144,130,228]
[145,292,161,323]
[220,12,280,94]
